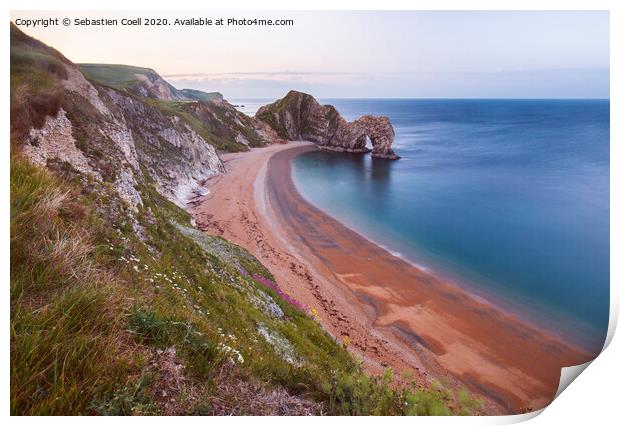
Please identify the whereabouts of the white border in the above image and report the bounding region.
[3,1,617,424]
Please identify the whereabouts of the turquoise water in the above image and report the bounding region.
[288,99,609,352]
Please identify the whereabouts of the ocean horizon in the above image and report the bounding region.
[236,98,610,353]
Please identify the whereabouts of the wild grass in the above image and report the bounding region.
[77,63,157,90]
[10,155,136,415]
[11,152,480,414]
[9,23,475,416]
[10,24,66,141]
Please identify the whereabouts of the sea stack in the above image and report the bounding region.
[255,90,400,159]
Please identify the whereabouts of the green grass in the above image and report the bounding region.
[10,24,67,140]
[10,24,67,95]
[77,63,159,90]
[11,150,481,415]
[179,88,223,103]
[10,26,477,413]
[10,155,136,414]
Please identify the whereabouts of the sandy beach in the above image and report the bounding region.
[190,142,595,414]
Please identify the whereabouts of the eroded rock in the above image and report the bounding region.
[255,90,400,159]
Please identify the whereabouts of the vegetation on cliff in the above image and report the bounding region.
[10,24,477,415]
[11,150,478,415]
[179,88,224,103]
[78,64,222,103]
[144,98,266,153]
[77,63,267,153]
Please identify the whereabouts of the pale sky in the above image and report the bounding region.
[11,10,610,98]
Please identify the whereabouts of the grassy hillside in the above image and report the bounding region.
[78,64,222,103]
[156,97,268,153]
[77,62,188,103]
[78,63,165,90]
[10,23,67,140]
[10,23,479,416]
[179,88,223,103]
[10,152,478,415]
[144,98,265,153]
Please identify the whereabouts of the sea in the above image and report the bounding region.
[233,98,610,353]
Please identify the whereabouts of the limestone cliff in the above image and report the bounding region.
[78,64,269,153]
[11,23,226,210]
[255,90,400,159]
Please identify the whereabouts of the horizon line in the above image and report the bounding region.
[228,97,610,101]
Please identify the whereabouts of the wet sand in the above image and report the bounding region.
[190,142,595,414]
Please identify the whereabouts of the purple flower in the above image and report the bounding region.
[252,274,307,313]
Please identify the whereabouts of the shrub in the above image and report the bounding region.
[90,374,158,415]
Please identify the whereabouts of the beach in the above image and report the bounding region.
[190,142,595,414]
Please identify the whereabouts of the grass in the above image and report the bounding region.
[77,63,160,90]
[10,155,136,414]
[77,65,222,104]
[10,25,479,416]
[11,150,482,414]
[10,24,66,141]
[179,88,223,103]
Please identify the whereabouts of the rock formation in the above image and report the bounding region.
[255,90,400,159]
[11,21,400,236]
[78,64,224,104]
[11,24,229,209]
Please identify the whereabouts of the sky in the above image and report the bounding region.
[11,10,610,99]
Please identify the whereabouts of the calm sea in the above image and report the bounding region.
[236,98,610,352]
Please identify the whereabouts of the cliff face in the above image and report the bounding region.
[255,90,400,159]
[78,64,270,153]
[177,97,275,151]
[10,24,275,213]
[10,25,462,416]
[78,64,224,104]
[13,45,222,210]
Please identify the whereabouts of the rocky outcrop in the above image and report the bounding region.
[78,63,269,153]
[102,88,225,205]
[255,90,399,159]
[181,97,270,150]
[11,24,225,211]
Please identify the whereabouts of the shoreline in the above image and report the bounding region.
[191,142,596,414]
[288,163,602,354]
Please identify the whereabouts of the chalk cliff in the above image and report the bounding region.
[10,23,276,213]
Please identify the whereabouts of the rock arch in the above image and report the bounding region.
[255,90,400,160]
[349,115,399,159]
